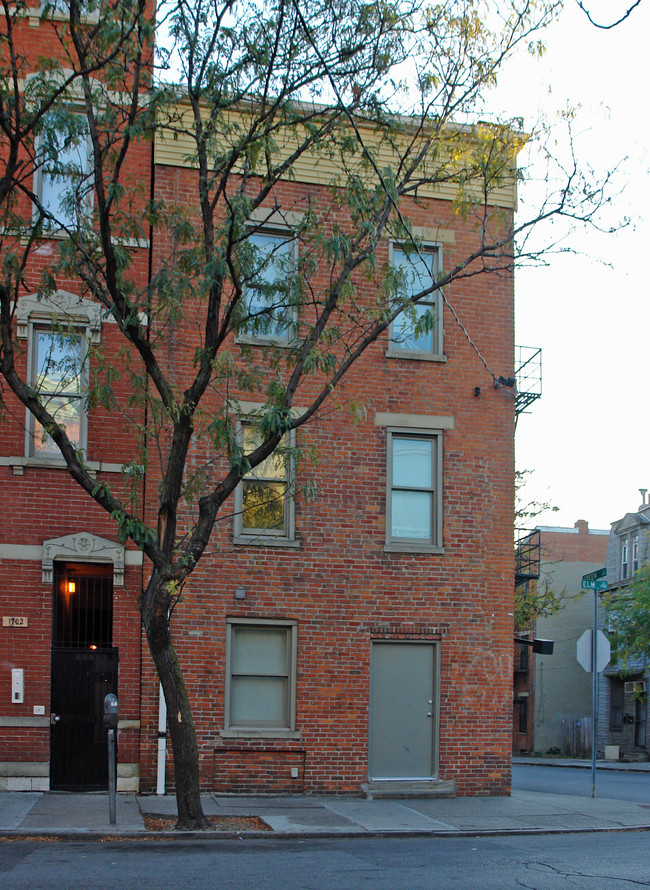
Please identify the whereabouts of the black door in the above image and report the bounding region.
[50,647,118,790]
[50,562,117,790]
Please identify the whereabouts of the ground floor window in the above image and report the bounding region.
[224,619,297,733]
[609,678,624,732]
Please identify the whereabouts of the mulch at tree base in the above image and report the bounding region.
[144,815,271,832]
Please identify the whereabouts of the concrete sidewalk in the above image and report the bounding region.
[2,786,650,839]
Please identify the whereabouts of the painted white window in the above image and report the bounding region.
[225,620,297,732]
[621,539,629,581]
[29,326,87,457]
[36,115,92,230]
[239,231,296,344]
[233,421,295,543]
[386,430,442,550]
[389,246,442,358]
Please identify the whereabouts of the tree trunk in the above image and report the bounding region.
[144,598,209,830]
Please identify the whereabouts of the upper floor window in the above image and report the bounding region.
[35,115,92,230]
[29,326,86,457]
[633,535,640,574]
[233,421,296,544]
[388,245,443,359]
[385,429,442,551]
[621,539,629,581]
[238,231,296,345]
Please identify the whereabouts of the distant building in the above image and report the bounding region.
[597,493,650,761]
[513,520,608,755]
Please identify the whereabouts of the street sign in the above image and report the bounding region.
[582,568,607,582]
[576,629,611,673]
[581,578,608,591]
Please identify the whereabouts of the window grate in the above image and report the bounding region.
[52,562,113,648]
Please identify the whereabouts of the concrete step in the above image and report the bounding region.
[363,779,456,799]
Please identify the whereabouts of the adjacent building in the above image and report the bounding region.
[597,494,650,760]
[513,520,608,755]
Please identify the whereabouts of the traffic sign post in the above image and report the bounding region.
[579,568,609,798]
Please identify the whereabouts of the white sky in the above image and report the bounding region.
[491,0,650,532]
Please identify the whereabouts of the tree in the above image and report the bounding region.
[0,0,617,827]
[604,566,650,671]
[575,0,643,29]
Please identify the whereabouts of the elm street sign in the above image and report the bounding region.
[581,567,608,591]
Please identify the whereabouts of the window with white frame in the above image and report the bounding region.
[621,539,629,581]
[233,421,295,543]
[16,292,100,462]
[36,114,92,230]
[386,430,442,550]
[238,231,296,344]
[388,245,442,358]
[29,326,87,458]
[225,620,297,733]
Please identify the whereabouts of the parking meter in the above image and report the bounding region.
[103,693,119,729]
[103,694,118,825]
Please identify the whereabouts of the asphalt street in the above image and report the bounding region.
[512,762,650,803]
[2,832,650,889]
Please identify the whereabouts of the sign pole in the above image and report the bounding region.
[592,590,597,798]
[579,568,609,799]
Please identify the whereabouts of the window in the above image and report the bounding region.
[633,535,640,574]
[224,620,297,734]
[388,245,443,358]
[36,115,91,230]
[29,326,86,457]
[239,231,296,344]
[517,696,528,734]
[610,679,624,732]
[621,539,629,581]
[233,421,295,544]
[385,430,442,551]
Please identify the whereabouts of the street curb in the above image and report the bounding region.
[516,761,650,772]
[2,824,650,842]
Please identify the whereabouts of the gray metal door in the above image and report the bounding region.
[369,642,437,778]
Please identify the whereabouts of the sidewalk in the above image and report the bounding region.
[2,782,650,839]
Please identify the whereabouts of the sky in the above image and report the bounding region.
[490,0,650,532]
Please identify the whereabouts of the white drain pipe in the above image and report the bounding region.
[156,683,167,795]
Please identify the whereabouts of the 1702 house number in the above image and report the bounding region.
[2,617,29,627]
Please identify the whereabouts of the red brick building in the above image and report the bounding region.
[1,7,517,798]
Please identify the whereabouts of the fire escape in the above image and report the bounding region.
[515,528,541,587]
[515,346,542,421]
[513,346,545,753]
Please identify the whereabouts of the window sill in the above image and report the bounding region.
[383,543,445,555]
[233,535,300,548]
[27,6,100,26]
[220,729,301,740]
[237,335,293,348]
[0,456,129,476]
[385,349,447,362]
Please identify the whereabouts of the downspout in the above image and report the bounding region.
[147,134,167,797]
[156,683,167,794]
